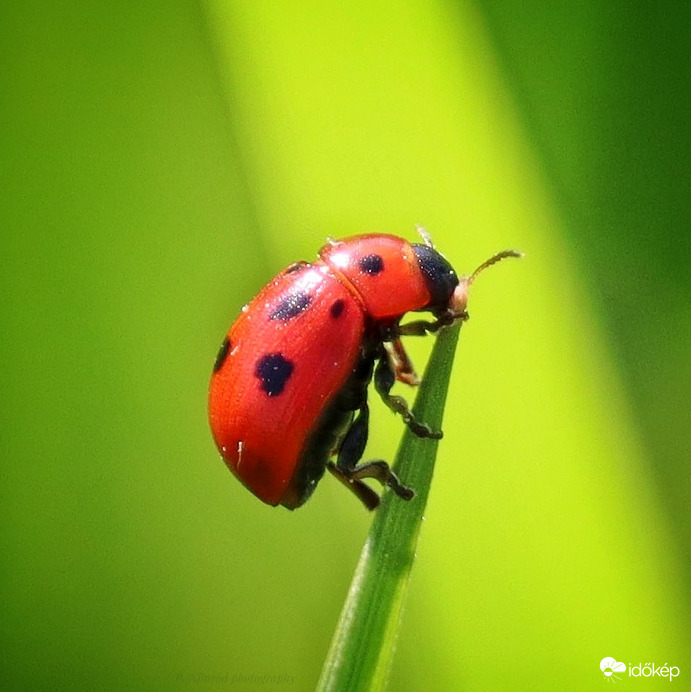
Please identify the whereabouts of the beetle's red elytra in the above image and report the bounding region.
[208,231,520,510]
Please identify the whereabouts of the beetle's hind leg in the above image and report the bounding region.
[374,352,443,439]
[327,461,414,511]
[327,401,414,510]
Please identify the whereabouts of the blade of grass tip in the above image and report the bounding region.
[317,320,462,692]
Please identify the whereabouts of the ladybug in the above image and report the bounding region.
[208,231,519,510]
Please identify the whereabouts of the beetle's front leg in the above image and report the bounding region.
[397,308,469,337]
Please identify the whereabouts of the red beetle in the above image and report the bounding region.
[208,231,519,510]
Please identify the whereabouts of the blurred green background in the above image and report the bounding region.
[1,1,689,690]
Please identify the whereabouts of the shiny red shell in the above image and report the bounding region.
[208,234,442,508]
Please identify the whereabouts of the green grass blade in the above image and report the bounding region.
[317,322,462,692]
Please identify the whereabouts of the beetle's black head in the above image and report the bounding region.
[411,243,459,313]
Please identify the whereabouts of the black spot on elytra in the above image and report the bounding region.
[358,253,384,275]
[213,336,231,373]
[255,353,294,396]
[330,299,345,319]
[270,291,313,321]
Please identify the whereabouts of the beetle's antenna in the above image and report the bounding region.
[415,225,435,248]
[468,249,523,286]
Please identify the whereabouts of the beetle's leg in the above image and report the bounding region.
[327,402,414,510]
[374,355,443,439]
[383,338,420,386]
[347,460,414,501]
[327,463,381,510]
[397,308,469,337]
